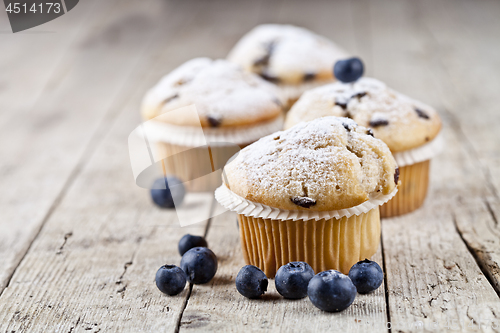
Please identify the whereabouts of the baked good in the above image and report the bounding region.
[216,116,398,276]
[285,77,442,216]
[227,24,348,109]
[141,57,285,191]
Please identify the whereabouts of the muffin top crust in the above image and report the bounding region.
[141,58,283,128]
[224,116,398,211]
[284,78,442,152]
[227,24,348,85]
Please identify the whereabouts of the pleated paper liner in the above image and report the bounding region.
[381,133,443,217]
[140,115,284,192]
[215,185,397,277]
[380,160,430,217]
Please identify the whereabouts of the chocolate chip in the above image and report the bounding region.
[366,128,374,137]
[343,122,354,132]
[335,97,348,110]
[415,108,430,119]
[394,167,400,185]
[351,91,367,99]
[161,94,179,105]
[369,119,389,127]
[291,196,317,208]
[259,73,280,83]
[207,115,222,127]
[303,72,316,82]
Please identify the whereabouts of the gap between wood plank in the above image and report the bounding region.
[174,197,217,333]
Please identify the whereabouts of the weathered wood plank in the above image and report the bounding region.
[180,203,389,332]
[0,0,263,331]
[0,0,186,294]
[0,105,209,332]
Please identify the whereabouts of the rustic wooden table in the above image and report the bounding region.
[1,0,499,332]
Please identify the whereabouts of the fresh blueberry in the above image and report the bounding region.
[275,261,314,299]
[348,259,384,294]
[178,234,208,256]
[155,265,187,296]
[150,176,185,208]
[235,265,268,299]
[180,247,218,284]
[333,57,364,83]
[307,270,357,312]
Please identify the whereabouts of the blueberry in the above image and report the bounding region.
[155,265,187,296]
[348,259,384,294]
[307,270,357,312]
[333,57,364,83]
[150,176,185,208]
[178,234,208,256]
[275,261,314,299]
[235,265,268,299]
[180,247,218,284]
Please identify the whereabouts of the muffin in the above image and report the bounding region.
[141,58,284,191]
[285,77,442,217]
[215,117,398,277]
[227,24,348,109]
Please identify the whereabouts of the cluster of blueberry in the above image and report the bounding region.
[155,234,216,296]
[235,259,383,312]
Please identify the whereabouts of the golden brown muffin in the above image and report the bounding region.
[217,116,398,276]
[284,77,442,152]
[224,116,398,210]
[285,77,442,216]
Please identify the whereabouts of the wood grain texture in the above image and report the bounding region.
[0,0,185,293]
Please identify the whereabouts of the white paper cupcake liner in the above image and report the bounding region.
[392,132,443,167]
[215,185,398,221]
[138,115,284,147]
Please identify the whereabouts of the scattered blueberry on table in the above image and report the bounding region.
[236,265,268,299]
[333,57,364,83]
[180,247,218,284]
[275,261,314,299]
[155,265,187,296]
[150,176,185,208]
[307,270,357,312]
[178,234,208,256]
[348,259,384,294]
[156,228,384,314]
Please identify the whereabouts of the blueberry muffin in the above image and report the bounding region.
[285,77,442,216]
[141,58,284,191]
[215,117,398,276]
[227,24,348,109]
